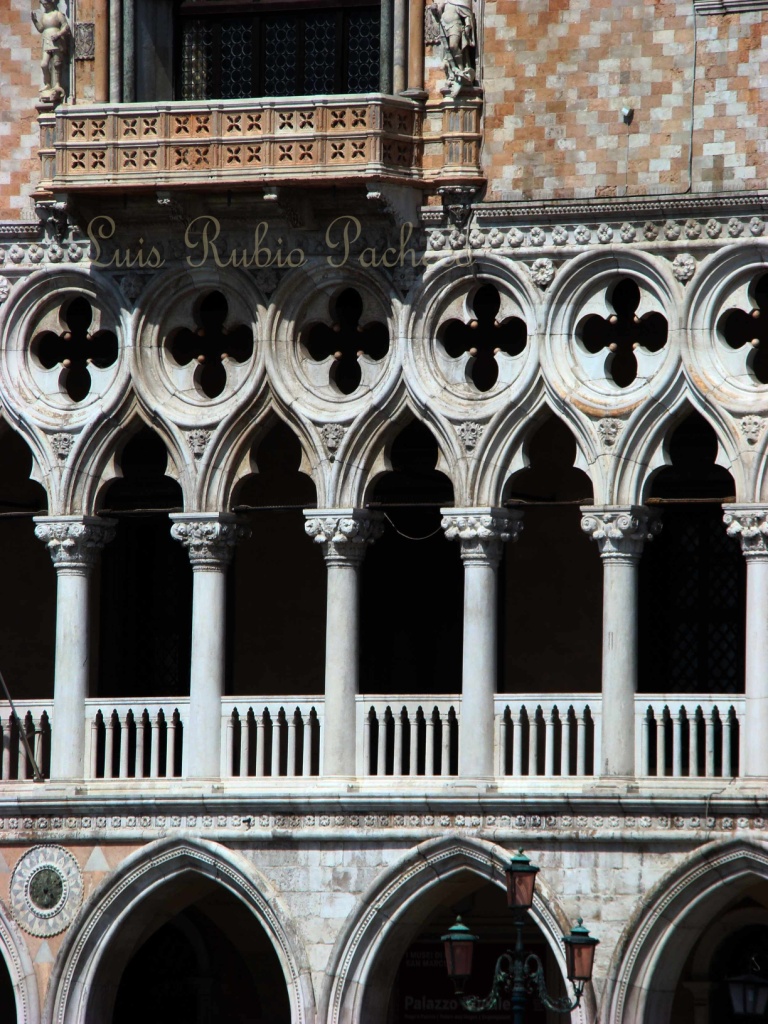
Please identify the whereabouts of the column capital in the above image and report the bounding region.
[170,513,251,568]
[303,508,384,565]
[34,515,116,571]
[441,507,524,566]
[580,505,660,561]
[723,504,768,560]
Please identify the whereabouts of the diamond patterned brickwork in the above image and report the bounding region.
[481,0,768,200]
[0,0,45,219]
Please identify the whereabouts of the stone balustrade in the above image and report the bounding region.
[46,96,426,190]
[0,695,745,783]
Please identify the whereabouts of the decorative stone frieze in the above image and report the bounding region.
[170,514,250,567]
[34,516,116,571]
[580,506,661,561]
[672,253,696,283]
[723,506,768,559]
[442,507,524,565]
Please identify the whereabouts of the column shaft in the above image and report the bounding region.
[582,507,658,778]
[407,0,426,91]
[109,0,122,102]
[94,0,109,101]
[34,516,116,780]
[443,509,523,779]
[393,0,407,92]
[170,514,249,780]
[724,506,768,777]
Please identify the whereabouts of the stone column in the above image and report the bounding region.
[723,505,768,777]
[304,510,383,776]
[34,516,116,780]
[442,508,524,778]
[393,0,407,92]
[581,506,660,777]
[407,0,426,93]
[94,0,109,101]
[170,513,250,779]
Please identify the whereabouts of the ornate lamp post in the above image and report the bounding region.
[442,850,599,1024]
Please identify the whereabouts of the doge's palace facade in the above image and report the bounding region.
[0,0,767,1021]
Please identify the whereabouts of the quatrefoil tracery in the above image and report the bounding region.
[579,278,668,388]
[33,297,118,403]
[168,291,253,399]
[719,273,768,385]
[304,288,389,395]
[439,284,527,392]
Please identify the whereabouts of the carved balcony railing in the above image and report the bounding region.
[0,693,746,784]
[39,93,484,192]
[42,96,432,191]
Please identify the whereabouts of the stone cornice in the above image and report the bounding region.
[694,0,768,13]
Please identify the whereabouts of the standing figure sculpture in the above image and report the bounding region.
[429,1,476,96]
[32,0,71,105]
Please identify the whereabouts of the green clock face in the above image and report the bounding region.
[28,868,63,911]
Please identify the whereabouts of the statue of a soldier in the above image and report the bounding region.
[429,1,476,95]
[31,0,71,105]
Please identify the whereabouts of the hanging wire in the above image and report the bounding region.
[383,512,444,541]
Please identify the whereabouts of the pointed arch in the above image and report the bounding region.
[0,898,40,1024]
[604,837,768,1024]
[322,833,595,1024]
[43,836,315,1024]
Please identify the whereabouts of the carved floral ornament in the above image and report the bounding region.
[442,509,524,564]
[304,511,384,548]
[34,518,116,568]
[723,507,768,557]
[170,516,251,565]
[580,507,662,559]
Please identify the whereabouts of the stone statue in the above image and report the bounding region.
[429,1,476,95]
[31,0,71,105]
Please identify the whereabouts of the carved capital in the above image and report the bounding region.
[441,507,523,566]
[580,506,660,561]
[723,505,768,560]
[170,514,250,568]
[303,509,384,564]
[34,516,116,571]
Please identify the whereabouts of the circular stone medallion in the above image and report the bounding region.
[11,846,83,936]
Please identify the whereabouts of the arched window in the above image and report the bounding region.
[176,0,382,100]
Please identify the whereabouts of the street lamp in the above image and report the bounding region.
[442,849,599,1024]
[727,972,768,1017]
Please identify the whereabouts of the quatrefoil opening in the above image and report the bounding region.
[167,291,253,399]
[304,288,389,395]
[33,296,118,402]
[718,272,768,385]
[438,284,527,392]
[579,278,668,388]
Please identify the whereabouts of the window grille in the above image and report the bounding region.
[178,2,381,100]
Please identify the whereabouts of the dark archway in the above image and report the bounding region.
[0,427,53,702]
[97,427,191,698]
[112,880,290,1024]
[232,418,324,696]
[639,412,743,695]
[501,415,599,695]
[0,946,15,1024]
[362,419,461,695]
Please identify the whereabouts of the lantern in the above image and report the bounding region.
[727,972,768,1016]
[505,849,540,911]
[442,916,479,992]
[563,918,599,984]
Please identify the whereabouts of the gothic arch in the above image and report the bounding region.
[43,836,315,1024]
[0,898,40,1024]
[604,837,768,1024]
[322,833,595,1024]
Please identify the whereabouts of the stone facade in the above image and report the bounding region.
[0,1,767,1023]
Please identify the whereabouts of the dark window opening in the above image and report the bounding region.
[177,1,381,99]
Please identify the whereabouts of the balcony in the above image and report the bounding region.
[37,91,484,194]
[0,693,743,786]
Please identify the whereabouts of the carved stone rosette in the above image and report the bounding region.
[580,506,661,561]
[170,514,251,568]
[303,509,384,564]
[34,516,116,572]
[723,505,768,560]
[441,507,524,566]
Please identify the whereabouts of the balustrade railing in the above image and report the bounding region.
[357,696,459,776]
[495,697,599,778]
[0,693,749,784]
[222,699,323,778]
[636,697,742,778]
[85,699,184,779]
[0,701,51,780]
